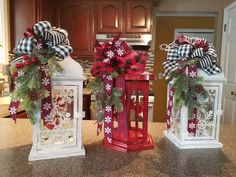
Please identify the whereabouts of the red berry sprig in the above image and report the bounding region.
[12,71,18,77]
[22,55,29,60]
[24,60,31,66]
[31,57,38,64]
[15,63,23,69]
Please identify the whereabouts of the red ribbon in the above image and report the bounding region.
[116,75,128,137]
[39,64,54,130]
[91,34,147,77]
[8,99,20,122]
[102,75,113,144]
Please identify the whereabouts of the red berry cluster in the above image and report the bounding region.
[11,55,38,78]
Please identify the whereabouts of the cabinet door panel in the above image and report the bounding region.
[126,0,152,33]
[53,0,94,57]
[97,0,123,33]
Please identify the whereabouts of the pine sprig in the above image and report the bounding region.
[170,69,209,119]
[9,48,63,123]
[87,75,124,123]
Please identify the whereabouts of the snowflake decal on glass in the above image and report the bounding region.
[39,86,76,149]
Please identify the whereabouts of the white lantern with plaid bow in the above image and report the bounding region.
[161,35,226,149]
[29,56,86,161]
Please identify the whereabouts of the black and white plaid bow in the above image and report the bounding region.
[13,21,73,59]
[162,36,221,78]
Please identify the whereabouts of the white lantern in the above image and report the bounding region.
[164,69,226,149]
[29,56,85,161]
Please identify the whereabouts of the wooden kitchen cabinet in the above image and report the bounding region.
[97,0,152,34]
[97,0,123,33]
[51,0,95,57]
[125,0,152,33]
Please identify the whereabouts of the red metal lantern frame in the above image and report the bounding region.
[103,73,155,152]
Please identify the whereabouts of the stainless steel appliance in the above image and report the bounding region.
[96,34,152,47]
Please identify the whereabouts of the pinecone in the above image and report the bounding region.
[29,89,40,100]
[194,84,204,94]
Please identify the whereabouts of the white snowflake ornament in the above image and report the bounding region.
[106,50,115,59]
[116,48,124,56]
[105,105,112,112]
[104,127,111,134]
[9,106,17,115]
[105,116,112,123]
[105,83,112,91]
[43,102,51,111]
[188,122,196,129]
[189,70,197,78]
[42,77,50,86]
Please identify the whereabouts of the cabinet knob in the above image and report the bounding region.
[231,91,236,96]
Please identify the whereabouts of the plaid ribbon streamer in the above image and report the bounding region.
[14,21,73,59]
[116,75,128,138]
[162,36,221,79]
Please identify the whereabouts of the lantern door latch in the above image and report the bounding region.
[231,91,236,96]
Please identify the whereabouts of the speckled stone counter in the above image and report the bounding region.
[0,118,235,177]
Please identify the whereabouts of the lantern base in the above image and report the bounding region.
[164,131,223,149]
[103,130,154,152]
[28,146,85,161]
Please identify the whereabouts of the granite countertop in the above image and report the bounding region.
[0,119,235,177]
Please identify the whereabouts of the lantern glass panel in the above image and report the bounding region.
[189,86,218,139]
[38,86,78,150]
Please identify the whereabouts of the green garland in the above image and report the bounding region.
[10,48,63,123]
[168,62,209,119]
[87,72,123,123]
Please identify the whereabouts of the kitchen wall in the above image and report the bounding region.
[152,0,236,59]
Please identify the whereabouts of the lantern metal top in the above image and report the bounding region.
[197,69,226,82]
[53,56,86,80]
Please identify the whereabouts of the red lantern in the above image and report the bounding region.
[103,73,155,152]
